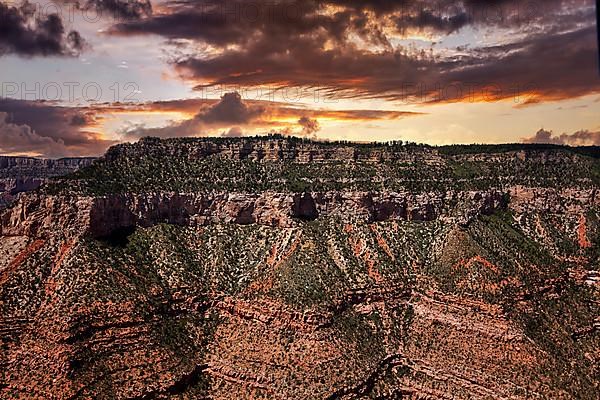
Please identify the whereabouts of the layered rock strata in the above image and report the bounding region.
[0,189,510,239]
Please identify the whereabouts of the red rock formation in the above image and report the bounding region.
[0,142,598,399]
[578,214,592,249]
[1,189,509,239]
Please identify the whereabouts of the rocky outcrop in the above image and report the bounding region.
[107,137,443,164]
[5,186,596,240]
[0,195,94,238]
[0,189,510,239]
[0,178,46,208]
[509,186,599,214]
[4,186,595,240]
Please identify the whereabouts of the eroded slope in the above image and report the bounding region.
[1,211,598,399]
[1,137,599,399]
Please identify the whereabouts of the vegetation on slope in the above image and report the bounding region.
[42,137,600,195]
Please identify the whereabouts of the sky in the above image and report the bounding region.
[0,0,599,157]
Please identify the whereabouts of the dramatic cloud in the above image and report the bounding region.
[395,9,472,35]
[0,98,116,156]
[110,0,599,104]
[198,92,264,124]
[132,98,422,121]
[120,92,267,139]
[115,0,577,41]
[523,128,600,146]
[0,1,84,57]
[119,92,421,139]
[297,117,320,136]
[80,0,152,20]
[0,112,70,157]
[442,25,600,105]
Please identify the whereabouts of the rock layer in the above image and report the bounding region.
[0,189,512,239]
[0,156,95,209]
[3,187,597,241]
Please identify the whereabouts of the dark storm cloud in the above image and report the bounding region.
[70,113,89,126]
[0,98,116,156]
[176,37,431,98]
[395,10,472,35]
[439,25,600,104]
[109,0,599,104]
[0,1,84,57]
[173,24,599,104]
[79,0,152,20]
[523,128,600,146]
[0,0,153,58]
[0,112,70,157]
[120,92,421,139]
[112,0,592,41]
[121,92,267,139]
[0,98,91,144]
[111,1,353,45]
[199,92,264,124]
[297,117,320,136]
[110,4,245,44]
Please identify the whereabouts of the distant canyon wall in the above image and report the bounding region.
[0,156,96,208]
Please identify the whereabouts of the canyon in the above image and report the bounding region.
[0,156,95,209]
[0,137,598,399]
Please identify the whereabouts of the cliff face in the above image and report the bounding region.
[0,156,96,170]
[106,137,444,164]
[509,186,599,214]
[0,178,43,193]
[3,186,595,240]
[0,156,96,208]
[0,189,509,239]
[0,138,599,399]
